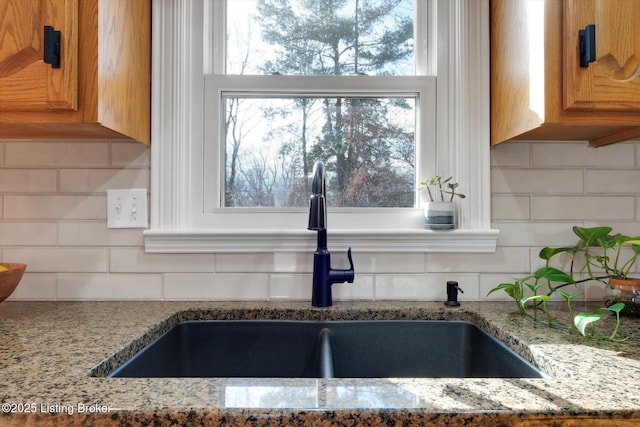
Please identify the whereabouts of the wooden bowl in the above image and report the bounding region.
[0,263,27,303]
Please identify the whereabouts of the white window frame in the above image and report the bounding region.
[145,0,498,253]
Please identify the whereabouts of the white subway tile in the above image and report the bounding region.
[3,248,108,272]
[111,142,150,168]
[6,273,56,300]
[4,195,106,219]
[354,252,425,274]
[491,169,583,194]
[59,169,149,193]
[269,274,311,300]
[215,253,275,273]
[5,142,109,166]
[490,142,530,168]
[531,196,636,220]
[375,275,435,300]
[375,274,478,300]
[586,170,640,194]
[491,195,530,220]
[57,274,163,300]
[109,248,214,273]
[273,252,312,273]
[164,273,269,300]
[0,142,4,164]
[58,221,143,246]
[532,141,635,168]
[427,247,530,273]
[0,221,57,246]
[0,169,57,192]
[333,275,374,300]
[494,222,577,247]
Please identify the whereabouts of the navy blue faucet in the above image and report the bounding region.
[307,161,355,307]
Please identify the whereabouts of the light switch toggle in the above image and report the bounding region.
[107,189,148,228]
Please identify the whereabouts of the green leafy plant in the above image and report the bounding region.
[569,226,640,280]
[417,175,466,202]
[487,225,639,342]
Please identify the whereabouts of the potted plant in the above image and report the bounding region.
[417,175,465,230]
[567,226,640,317]
[488,225,640,341]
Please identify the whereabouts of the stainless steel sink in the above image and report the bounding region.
[108,320,542,378]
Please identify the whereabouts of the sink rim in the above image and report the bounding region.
[92,316,545,379]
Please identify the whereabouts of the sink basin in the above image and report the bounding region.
[108,320,542,378]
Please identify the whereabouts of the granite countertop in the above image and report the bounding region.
[0,300,639,426]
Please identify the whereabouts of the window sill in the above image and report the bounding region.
[143,228,499,253]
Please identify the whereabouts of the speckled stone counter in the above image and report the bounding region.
[0,300,639,426]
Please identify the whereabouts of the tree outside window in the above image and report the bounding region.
[223,0,416,208]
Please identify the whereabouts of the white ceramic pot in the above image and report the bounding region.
[423,202,456,230]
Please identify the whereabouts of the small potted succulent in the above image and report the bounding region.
[417,175,465,230]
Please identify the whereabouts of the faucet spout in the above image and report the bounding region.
[308,161,326,231]
[307,161,355,307]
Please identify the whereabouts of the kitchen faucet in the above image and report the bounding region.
[307,161,355,307]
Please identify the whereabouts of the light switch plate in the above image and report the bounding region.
[107,189,148,228]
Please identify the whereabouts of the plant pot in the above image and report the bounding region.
[604,278,640,317]
[423,202,456,230]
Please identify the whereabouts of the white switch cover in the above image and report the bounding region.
[107,189,148,228]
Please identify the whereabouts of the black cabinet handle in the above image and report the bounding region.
[44,25,61,69]
[579,24,596,68]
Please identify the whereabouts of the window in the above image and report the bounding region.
[208,0,431,212]
[225,0,415,76]
[145,0,498,253]
[222,94,417,208]
[220,1,418,210]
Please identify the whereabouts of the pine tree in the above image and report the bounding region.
[231,0,414,207]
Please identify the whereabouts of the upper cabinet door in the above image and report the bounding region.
[0,0,78,111]
[564,0,640,110]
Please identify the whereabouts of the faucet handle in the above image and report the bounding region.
[328,247,355,284]
[343,247,354,282]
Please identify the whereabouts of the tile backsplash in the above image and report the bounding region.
[1,140,639,302]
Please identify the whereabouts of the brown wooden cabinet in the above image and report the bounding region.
[0,0,150,144]
[0,0,78,112]
[491,0,640,147]
[564,0,640,111]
